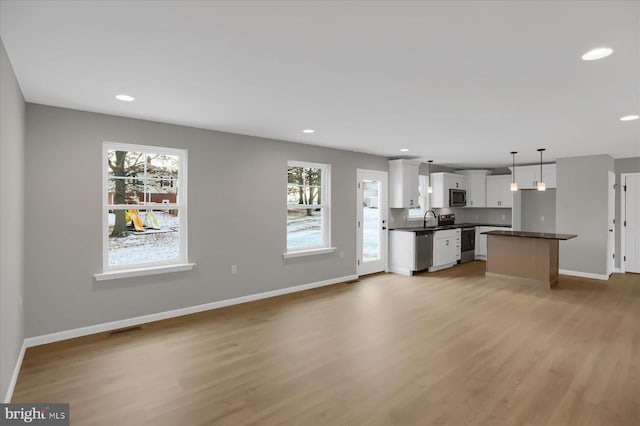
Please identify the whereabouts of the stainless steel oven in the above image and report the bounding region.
[449,189,467,207]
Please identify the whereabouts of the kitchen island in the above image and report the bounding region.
[482,230,577,289]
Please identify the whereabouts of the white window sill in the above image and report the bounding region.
[94,263,196,281]
[282,247,336,259]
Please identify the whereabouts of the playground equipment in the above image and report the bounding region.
[127,209,145,232]
[143,211,161,230]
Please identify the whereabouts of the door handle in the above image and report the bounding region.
[382,226,387,230]
[609,229,613,232]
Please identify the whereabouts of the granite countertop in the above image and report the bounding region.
[390,223,511,232]
[481,230,578,240]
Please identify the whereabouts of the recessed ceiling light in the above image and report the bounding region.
[400,148,409,152]
[620,114,639,121]
[302,129,315,134]
[581,47,613,61]
[115,94,135,102]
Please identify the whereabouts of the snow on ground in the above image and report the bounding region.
[108,211,179,265]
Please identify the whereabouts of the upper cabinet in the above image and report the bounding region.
[431,172,469,208]
[389,159,419,208]
[486,175,513,208]
[455,170,491,208]
[510,164,557,189]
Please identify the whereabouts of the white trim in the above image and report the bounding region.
[94,263,196,281]
[614,267,622,273]
[356,169,389,276]
[102,142,189,272]
[25,274,357,348]
[3,341,26,403]
[620,172,640,274]
[286,161,331,252]
[559,269,610,281]
[388,266,413,276]
[282,247,336,259]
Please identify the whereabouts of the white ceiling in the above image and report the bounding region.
[1,0,638,168]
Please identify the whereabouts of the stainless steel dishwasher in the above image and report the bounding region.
[415,231,434,271]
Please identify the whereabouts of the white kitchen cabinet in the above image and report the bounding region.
[510,164,556,189]
[486,175,513,208]
[456,170,491,208]
[389,230,416,276]
[431,172,469,208]
[431,228,460,271]
[389,159,419,208]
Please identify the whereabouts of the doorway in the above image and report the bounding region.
[356,169,388,276]
[607,171,615,276]
[621,173,640,273]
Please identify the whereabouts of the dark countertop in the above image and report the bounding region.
[390,223,511,233]
[482,230,577,240]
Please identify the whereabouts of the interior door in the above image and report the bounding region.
[357,169,388,276]
[624,174,640,273]
[607,171,615,276]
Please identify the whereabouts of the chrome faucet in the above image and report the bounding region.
[423,209,437,228]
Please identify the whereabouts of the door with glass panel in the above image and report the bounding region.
[357,170,388,276]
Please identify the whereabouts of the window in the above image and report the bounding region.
[286,161,331,253]
[101,142,188,274]
[408,175,430,218]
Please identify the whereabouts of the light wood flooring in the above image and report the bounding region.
[12,261,640,425]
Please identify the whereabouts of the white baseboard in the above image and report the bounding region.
[24,274,357,348]
[613,267,622,273]
[388,266,412,276]
[559,269,610,281]
[3,340,26,403]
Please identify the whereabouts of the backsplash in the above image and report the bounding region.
[389,207,512,227]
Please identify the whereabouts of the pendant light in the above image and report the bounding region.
[537,148,546,191]
[510,151,518,191]
[427,160,433,194]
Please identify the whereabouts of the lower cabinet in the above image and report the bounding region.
[431,228,460,271]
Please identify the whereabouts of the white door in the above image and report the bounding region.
[623,174,640,273]
[607,171,615,276]
[357,170,388,276]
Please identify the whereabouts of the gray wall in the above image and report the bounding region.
[24,104,388,337]
[614,157,640,269]
[520,189,556,233]
[556,155,614,275]
[0,40,25,401]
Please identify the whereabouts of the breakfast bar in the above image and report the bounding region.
[482,230,578,289]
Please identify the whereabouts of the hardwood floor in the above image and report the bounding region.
[12,262,640,425]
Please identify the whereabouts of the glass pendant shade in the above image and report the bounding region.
[427,186,433,194]
[510,182,518,191]
[537,181,546,191]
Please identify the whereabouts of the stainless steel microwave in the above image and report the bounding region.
[449,189,467,207]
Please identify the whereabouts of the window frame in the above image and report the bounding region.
[408,174,430,219]
[285,160,332,255]
[99,142,189,275]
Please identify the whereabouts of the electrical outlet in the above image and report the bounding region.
[231,265,238,274]
[501,214,506,221]
[339,251,344,258]
[540,215,545,222]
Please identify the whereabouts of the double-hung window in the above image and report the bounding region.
[286,161,332,255]
[98,142,189,278]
